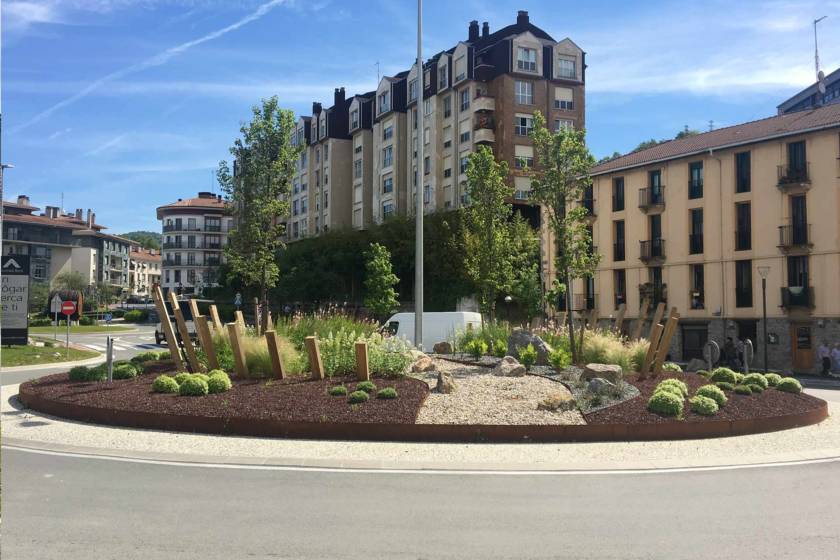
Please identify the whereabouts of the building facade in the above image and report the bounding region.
[582,104,840,374]
[156,192,231,296]
[778,67,840,114]
[128,244,161,298]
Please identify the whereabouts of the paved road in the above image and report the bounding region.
[1,447,838,560]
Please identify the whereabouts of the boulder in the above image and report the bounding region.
[435,371,457,394]
[537,391,577,412]
[587,377,616,395]
[493,355,526,377]
[432,341,453,355]
[412,356,436,373]
[685,358,706,373]
[582,363,623,384]
[507,329,553,365]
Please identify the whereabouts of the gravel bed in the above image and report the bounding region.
[412,359,585,425]
[535,365,640,413]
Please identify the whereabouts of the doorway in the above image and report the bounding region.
[790,324,814,372]
[681,324,708,361]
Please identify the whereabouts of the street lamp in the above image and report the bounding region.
[758,266,770,373]
[504,295,513,324]
[414,0,425,350]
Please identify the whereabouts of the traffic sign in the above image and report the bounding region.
[61,301,77,316]
[50,294,63,313]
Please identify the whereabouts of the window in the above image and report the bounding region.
[460,88,470,111]
[293,181,299,195]
[424,99,431,116]
[735,151,750,193]
[614,269,626,309]
[323,192,328,209]
[613,220,625,261]
[32,261,47,281]
[735,260,753,308]
[424,127,430,145]
[354,159,362,179]
[454,56,466,82]
[379,91,390,114]
[408,78,418,102]
[444,168,452,177]
[292,200,299,216]
[319,119,325,138]
[443,96,452,118]
[413,109,418,129]
[554,87,574,110]
[554,119,574,132]
[517,47,537,72]
[460,155,469,174]
[300,182,307,192]
[382,146,393,167]
[315,148,320,163]
[689,161,703,199]
[612,177,625,211]
[324,144,329,161]
[301,198,307,214]
[689,208,703,254]
[515,155,533,169]
[514,115,533,136]
[187,235,196,248]
[558,57,576,79]
[350,109,359,129]
[292,222,299,239]
[424,185,431,204]
[443,126,452,149]
[383,202,395,218]
[315,170,320,186]
[460,128,470,143]
[691,264,704,309]
[735,202,751,251]
[383,124,393,140]
[438,64,447,89]
[187,218,196,230]
[515,80,533,104]
[382,176,393,193]
[424,156,430,175]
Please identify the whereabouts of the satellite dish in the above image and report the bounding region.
[818,70,827,95]
[818,70,826,81]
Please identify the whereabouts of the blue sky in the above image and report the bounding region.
[3,0,840,233]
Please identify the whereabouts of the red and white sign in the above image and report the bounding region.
[61,301,77,316]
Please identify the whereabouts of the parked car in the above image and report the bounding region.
[155,298,214,346]
[382,312,482,351]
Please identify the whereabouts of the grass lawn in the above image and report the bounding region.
[28,325,134,334]
[1,344,100,367]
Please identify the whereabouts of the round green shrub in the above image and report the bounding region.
[174,372,192,386]
[734,384,753,395]
[157,350,171,360]
[715,381,735,391]
[112,362,139,380]
[348,390,369,404]
[696,369,710,377]
[131,351,160,365]
[662,362,683,373]
[764,373,782,387]
[492,340,508,358]
[192,373,210,383]
[207,373,232,394]
[548,348,572,371]
[329,385,348,396]
[743,373,769,390]
[464,338,488,359]
[647,390,684,417]
[518,343,538,370]
[695,384,727,407]
[776,377,802,394]
[179,376,209,396]
[747,383,764,394]
[153,375,179,394]
[356,380,377,393]
[207,369,227,378]
[79,315,94,326]
[377,387,398,399]
[710,367,738,384]
[689,395,719,416]
[85,363,108,382]
[734,372,745,384]
[657,378,689,397]
[69,366,91,381]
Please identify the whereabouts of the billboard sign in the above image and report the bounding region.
[1,255,31,345]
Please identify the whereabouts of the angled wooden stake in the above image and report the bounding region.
[227,322,249,377]
[153,285,183,368]
[264,329,286,379]
[614,304,627,335]
[652,309,680,377]
[195,315,218,370]
[631,298,650,340]
[188,298,201,323]
[234,310,246,334]
[209,305,223,331]
[305,335,324,380]
[639,323,664,380]
[355,341,370,381]
[174,307,203,373]
[648,302,666,340]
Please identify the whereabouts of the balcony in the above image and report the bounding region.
[162,224,202,233]
[472,92,495,113]
[613,243,625,262]
[573,293,597,311]
[734,228,751,251]
[473,112,495,145]
[578,197,596,219]
[639,238,665,263]
[777,163,811,191]
[781,286,814,310]
[689,233,703,255]
[778,224,812,252]
[204,225,222,232]
[638,187,665,212]
[473,128,495,144]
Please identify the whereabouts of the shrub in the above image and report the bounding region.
[518,343,537,370]
[356,380,377,393]
[657,378,689,397]
[710,367,738,384]
[79,315,94,326]
[153,375,179,394]
[179,376,209,396]
[647,390,684,417]
[207,372,232,394]
[764,373,783,387]
[123,309,149,323]
[377,387,398,399]
[131,351,160,365]
[367,335,414,377]
[776,377,802,394]
[743,373,769,390]
[348,390,369,404]
[492,339,508,358]
[87,363,109,381]
[69,365,91,381]
[662,362,683,373]
[207,368,227,377]
[275,311,379,349]
[329,385,348,396]
[455,322,512,354]
[548,348,572,371]
[464,338,488,360]
[157,350,171,360]
[30,316,52,327]
[656,384,684,398]
[689,395,719,416]
[696,384,727,407]
[193,373,210,383]
[715,381,735,391]
[734,372,745,384]
[734,384,752,395]
[174,372,192,386]
[697,370,710,377]
[113,362,139,380]
[747,383,764,394]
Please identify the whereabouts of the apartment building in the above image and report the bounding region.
[285,10,585,245]
[778,67,840,114]
[156,192,231,296]
[128,244,161,298]
[580,103,840,374]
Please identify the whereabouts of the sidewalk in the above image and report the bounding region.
[1,354,104,373]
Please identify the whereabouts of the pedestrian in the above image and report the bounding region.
[832,343,840,375]
[817,341,832,377]
[736,337,746,370]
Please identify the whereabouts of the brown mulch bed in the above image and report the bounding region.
[585,372,825,425]
[21,364,429,424]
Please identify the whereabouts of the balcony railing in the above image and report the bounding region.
[781,286,814,309]
[640,238,665,262]
[777,163,810,188]
[162,224,202,233]
[613,242,625,262]
[573,293,597,311]
[638,187,665,211]
[778,224,811,249]
[689,233,703,254]
[735,228,751,251]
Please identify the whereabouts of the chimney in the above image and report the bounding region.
[517,10,529,25]
[334,87,345,106]
[86,209,92,226]
[482,22,489,37]
[468,20,479,41]
[75,208,83,220]
[16,195,30,206]
[90,212,96,227]
[312,102,322,114]
[44,206,59,218]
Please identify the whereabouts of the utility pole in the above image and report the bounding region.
[414,0,424,350]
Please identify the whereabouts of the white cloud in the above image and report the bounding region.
[47,127,72,141]
[3,1,64,32]
[84,133,126,156]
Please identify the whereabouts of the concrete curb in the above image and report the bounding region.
[2,354,104,373]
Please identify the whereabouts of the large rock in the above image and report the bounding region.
[432,341,453,355]
[537,391,577,412]
[685,358,706,373]
[412,356,435,373]
[507,329,553,365]
[435,371,457,394]
[587,377,616,395]
[493,355,526,377]
[582,363,623,384]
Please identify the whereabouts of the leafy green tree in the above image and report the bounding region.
[529,111,599,363]
[597,151,622,164]
[463,145,515,321]
[216,96,300,331]
[511,262,543,325]
[52,270,87,292]
[120,231,161,250]
[363,242,399,320]
[29,281,50,315]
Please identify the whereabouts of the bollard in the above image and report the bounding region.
[355,341,370,381]
[305,336,324,380]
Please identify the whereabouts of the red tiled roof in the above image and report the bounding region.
[2,213,91,229]
[591,103,840,176]
[130,248,161,262]
[157,196,229,210]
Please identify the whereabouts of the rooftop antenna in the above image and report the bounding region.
[708,120,714,132]
[375,61,380,83]
[60,191,64,213]
[814,16,828,102]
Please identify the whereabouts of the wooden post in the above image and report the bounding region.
[188,298,201,324]
[226,322,249,377]
[253,297,261,335]
[234,310,246,333]
[173,307,203,373]
[652,309,680,377]
[355,341,370,381]
[152,285,183,368]
[639,323,664,380]
[647,302,665,340]
[195,315,219,370]
[209,305,223,331]
[614,304,627,335]
[264,330,286,379]
[265,310,273,332]
[305,336,324,380]
[631,298,650,340]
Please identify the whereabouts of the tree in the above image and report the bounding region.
[29,281,50,315]
[597,151,622,164]
[216,96,300,332]
[120,231,161,250]
[511,262,543,325]
[53,270,87,292]
[529,111,599,364]
[675,125,700,139]
[363,242,399,320]
[463,145,516,322]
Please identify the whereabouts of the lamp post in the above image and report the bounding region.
[504,295,513,324]
[758,266,770,373]
[413,0,424,350]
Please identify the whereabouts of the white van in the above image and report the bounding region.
[382,312,482,350]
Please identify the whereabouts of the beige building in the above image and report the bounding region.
[581,103,840,374]
[128,244,161,298]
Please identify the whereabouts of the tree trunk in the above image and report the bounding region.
[565,270,577,364]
